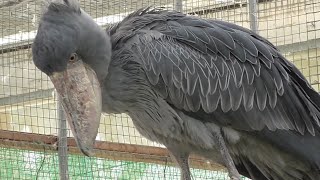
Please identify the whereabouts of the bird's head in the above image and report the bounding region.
[32,0,111,156]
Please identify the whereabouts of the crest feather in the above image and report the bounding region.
[42,0,80,14]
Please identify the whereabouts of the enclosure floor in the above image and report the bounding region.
[0,147,237,180]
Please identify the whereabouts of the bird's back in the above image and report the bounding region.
[105,7,320,180]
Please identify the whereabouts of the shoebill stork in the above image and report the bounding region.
[32,0,320,179]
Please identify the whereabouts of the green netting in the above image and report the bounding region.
[0,147,233,180]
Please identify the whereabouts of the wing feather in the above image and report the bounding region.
[115,10,320,134]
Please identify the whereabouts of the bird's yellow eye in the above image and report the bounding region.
[69,53,77,62]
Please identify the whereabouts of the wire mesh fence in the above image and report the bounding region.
[0,0,319,179]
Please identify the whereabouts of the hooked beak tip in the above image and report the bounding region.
[78,143,94,156]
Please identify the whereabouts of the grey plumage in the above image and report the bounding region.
[32,2,320,180]
[106,8,320,179]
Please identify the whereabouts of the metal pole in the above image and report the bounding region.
[248,0,258,33]
[57,92,69,180]
[175,0,182,12]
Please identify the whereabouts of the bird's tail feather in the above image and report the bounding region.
[229,130,320,180]
[281,57,320,128]
[236,156,319,180]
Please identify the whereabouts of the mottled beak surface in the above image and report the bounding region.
[50,59,102,156]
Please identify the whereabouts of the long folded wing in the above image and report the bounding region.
[112,8,320,135]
